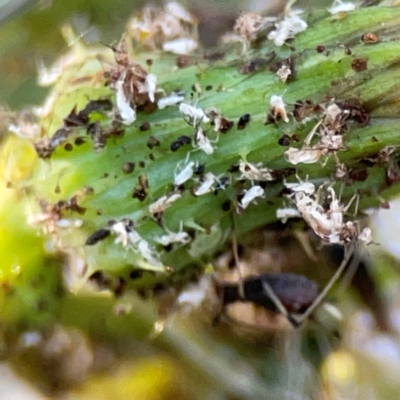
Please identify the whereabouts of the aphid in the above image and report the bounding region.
[132,177,147,201]
[206,107,234,133]
[276,207,302,223]
[239,159,276,181]
[284,175,315,196]
[194,125,215,155]
[275,57,296,83]
[122,162,135,174]
[157,92,185,109]
[154,224,191,246]
[85,228,111,245]
[115,74,136,125]
[316,45,326,53]
[179,102,210,125]
[193,172,218,196]
[194,164,205,175]
[174,160,195,186]
[238,185,264,210]
[269,95,289,123]
[278,134,291,146]
[170,135,191,152]
[284,147,325,165]
[237,113,251,130]
[132,175,149,200]
[149,192,182,216]
[109,219,136,248]
[284,119,335,165]
[140,121,151,131]
[143,73,157,102]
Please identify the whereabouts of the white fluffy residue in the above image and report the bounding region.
[115,79,136,125]
[268,8,307,47]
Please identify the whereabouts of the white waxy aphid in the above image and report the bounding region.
[284,147,324,165]
[240,185,264,209]
[319,128,343,151]
[144,73,157,103]
[155,223,191,246]
[277,64,292,83]
[115,78,136,125]
[157,92,185,109]
[179,102,210,124]
[149,192,181,215]
[327,0,356,15]
[137,239,162,266]
[110,221,135,247]
[284,175,315,196]
[239,160,275,181]
[174,161,195,186]
[194,126,215,155]
[270,95,289,123]
[276,207,302,223]
[268,8,307,47]
[162,38,198,55]
[193,172,218,196]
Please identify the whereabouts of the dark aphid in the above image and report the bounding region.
[170,135,192,151]
[64,143,73,151]
[132,187,147,201]
[139,160,146,168]
[170,140,181,152]
[86,228,111,245]
[194,164,205,175]
[237,114,251,130]
[316,45,326,53]
[122,162,135,174]
[140,121,151,131]
[75,137,86,146]
[178,135,192,145]
[278,134,291,146]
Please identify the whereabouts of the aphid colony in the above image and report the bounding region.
[277,176,371,246]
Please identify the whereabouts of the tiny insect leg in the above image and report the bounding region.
[292,242,356,326]
[304,120,323,147]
